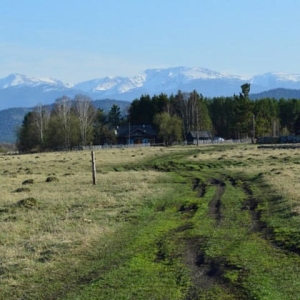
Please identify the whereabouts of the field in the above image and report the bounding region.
[1,144,300,299]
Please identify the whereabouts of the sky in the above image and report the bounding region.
[1,0,300,83]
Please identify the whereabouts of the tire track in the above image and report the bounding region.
[183,178,228,299]
[208,178,226,224]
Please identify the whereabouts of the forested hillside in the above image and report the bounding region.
[250,88,300,100]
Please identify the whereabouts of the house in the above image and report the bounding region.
[116,124,156,145]
[186,130,212,144]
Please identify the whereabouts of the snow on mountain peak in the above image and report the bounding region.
[0,74,29,88]
[268,72,300,82]
[250,72,300,89]
[75,76,125,92]
[75,75,146,94]
[2,66,300,106]
[142,66,241,82]
[0,73,70,89]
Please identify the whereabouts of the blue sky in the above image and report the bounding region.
[1,0,299,83]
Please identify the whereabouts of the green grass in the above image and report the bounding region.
[60,150,300,299]
[62,172,195,300]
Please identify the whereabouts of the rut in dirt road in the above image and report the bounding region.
[208,178,226,224]
[183,178,228,300]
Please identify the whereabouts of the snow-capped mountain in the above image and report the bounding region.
[250,72,300,90]
[2,67,300,110]
[0,73,71,90]
[73,67,245,99]
[74,75,144,94]
[0,73,80,110]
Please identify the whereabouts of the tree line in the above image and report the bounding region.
[17,84,300,151]
[17,95,123,152]
[127,83,300,142]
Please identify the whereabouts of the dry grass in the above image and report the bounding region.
[190,144,300,213]
[0,147,176,297]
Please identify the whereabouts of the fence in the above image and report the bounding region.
[75,143,151,151]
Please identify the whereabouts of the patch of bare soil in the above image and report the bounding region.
[192,178,206,197]
[208,179,226,223]
[240,182,267,233]
[183,236,247,300]
[184,236,218,299]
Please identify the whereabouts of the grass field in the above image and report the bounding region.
[1,144,300,299]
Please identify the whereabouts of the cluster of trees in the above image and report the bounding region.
[17,95,124,152]
[129,91,211,145]
[208,84,300,139]
[17,84,300,151]
[131,83,300,141]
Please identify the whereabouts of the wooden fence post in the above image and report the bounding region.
[91,151,96,185]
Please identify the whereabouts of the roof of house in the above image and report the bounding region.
[117,124,156,137]
[188,130,212,139]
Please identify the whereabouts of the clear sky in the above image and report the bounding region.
[1,0,299,83]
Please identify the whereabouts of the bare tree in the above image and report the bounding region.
[175,90,199,140]
[54,96,73,148]
[74,94,96,146]
[174,91,190,140]
[189,90,200,144]
[32,103,50,145]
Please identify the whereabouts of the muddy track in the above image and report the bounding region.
[241,182,267,233]
[183,176,262,299]
[226,175,267,234]
[184,237,218,300]
[208,178,226,224]
[183,178,228,299]
[238,178,300,254]
[191,177,226,222]
[192,177,206,197]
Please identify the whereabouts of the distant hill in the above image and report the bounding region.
[250,88,300,100]
[0,107,31,143]
[0,99,130,143]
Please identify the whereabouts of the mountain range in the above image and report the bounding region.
[2,67,300,110]
[2,66,300,144]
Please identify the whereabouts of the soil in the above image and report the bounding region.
[208,179,226,223]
